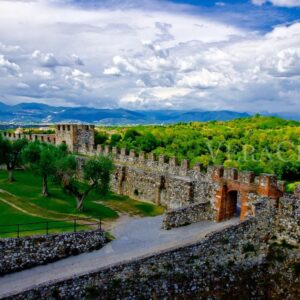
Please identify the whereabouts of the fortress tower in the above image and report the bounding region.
[55,124,95,153]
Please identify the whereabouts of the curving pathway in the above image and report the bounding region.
[0,216,239,299]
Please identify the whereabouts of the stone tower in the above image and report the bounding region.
[55,124,95,153]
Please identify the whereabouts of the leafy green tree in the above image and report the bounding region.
[123,129,140,142]
[94,131,108,145]
[136,133,160,152]
[22,141,65,197]
[58,155,113,211]
[110,134,122,146]
[0,137,28,182]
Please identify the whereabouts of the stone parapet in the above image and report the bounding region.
[0,230,105,276]
[162,202,213,230]
[8,198,298,300]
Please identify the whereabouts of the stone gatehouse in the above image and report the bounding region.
[1,124,284,222]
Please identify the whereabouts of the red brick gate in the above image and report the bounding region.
[209,166,284,222]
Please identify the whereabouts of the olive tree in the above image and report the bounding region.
[0,136,28,182]
[22,141,66,196]
[57,155,113,211]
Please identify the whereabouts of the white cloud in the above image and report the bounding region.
[0,55,21,76]
[0,0,299,113]
[252,0,300,7]
[65,69,94,89]
[103,67,122,76]
[177,69,226,89]
[33,69,54,79]
[32,50,59,68]
[0,42,21,53]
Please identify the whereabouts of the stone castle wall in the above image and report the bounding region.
[91,146,284,221]
[1,125,284,220]
[162,202,214,229]
[1,124,95,154]
[54,124,95,153]
[0,230,105,276]
[8,193,299,300]
[1,132,56,144]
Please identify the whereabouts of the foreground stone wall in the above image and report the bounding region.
[0,230,105,276]
[8,195,299,300]
[162,202,214,229]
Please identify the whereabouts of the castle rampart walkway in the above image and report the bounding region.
[0,216,238,299]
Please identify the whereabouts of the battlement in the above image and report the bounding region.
[206,165,284,196]
[1,131,56,144]
[94,145,205,179]
[1,124,95,154]
[93,145,285,194]
[55,124,95,132]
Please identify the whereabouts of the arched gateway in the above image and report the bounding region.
[210,166,284,222]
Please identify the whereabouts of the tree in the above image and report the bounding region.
[136,133,160,152]
[22,141,65,197]
[94,131,108,145]
[110,134,122,146]
[58,155,113,211]
[123,129,140,142]
[0,137,28,182]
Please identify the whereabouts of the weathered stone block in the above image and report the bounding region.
[159,155,166,165]
[239,171,255,184]
[193,163,202,172]
[148,153,156,161]
[224,168,238,180]
[169,157,177,167]
[139,151,146,162]
[112,147,119,156]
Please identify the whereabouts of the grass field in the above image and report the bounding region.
[0,170,164,237]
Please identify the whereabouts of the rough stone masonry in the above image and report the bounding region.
[6,190,300,300]
[0,230,106,276]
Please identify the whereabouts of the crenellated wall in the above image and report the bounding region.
[1,126,285,221]
[1,124,95,154]
[1,132,56,144]
[89,145,285,220]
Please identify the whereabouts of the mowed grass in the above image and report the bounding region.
[0,201,76,238]
[97,194,164,217]
[0,170,164,237]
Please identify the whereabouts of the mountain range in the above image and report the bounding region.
[0,102,298,125]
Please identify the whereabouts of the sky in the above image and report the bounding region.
[0,0,299,113]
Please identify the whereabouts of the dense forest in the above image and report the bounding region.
[95,115,300,181]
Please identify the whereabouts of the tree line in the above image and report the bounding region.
[0,136,113,211]
[96,116,300,181]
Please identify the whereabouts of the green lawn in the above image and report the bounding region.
[0,201,76,238]
[0,170,164,237]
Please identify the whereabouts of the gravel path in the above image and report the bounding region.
[0,216,239,299]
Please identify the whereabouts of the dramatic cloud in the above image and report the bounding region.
[0,0,299,113]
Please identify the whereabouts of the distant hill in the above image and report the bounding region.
[0,102,251,124]
[0,101,298,124]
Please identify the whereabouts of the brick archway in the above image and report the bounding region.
[210,166,284,222]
